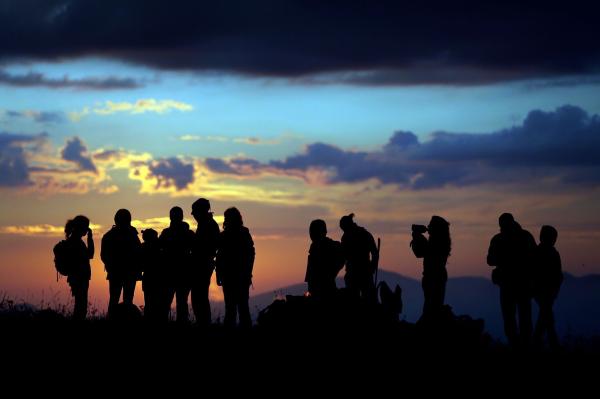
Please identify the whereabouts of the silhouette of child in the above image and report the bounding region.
[533,225,563,349]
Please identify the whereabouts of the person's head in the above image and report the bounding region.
[65,215,90,239]
[114,208,132,227]
[339,213,356,232]
[309,219,327,242]
[224,207,243,230]
[169,206,184,223]
[191,198,211,221]
[142,228,158,243]
[428,215,449,235]
[428,215,451,255]
[540,225,558,246]
[499,213,515,233]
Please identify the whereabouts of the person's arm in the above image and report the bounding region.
[87,228,95,259]
[486,236,498,266]
[369,233,379,273]
[410,232,428,259]
[246,231,256,283]
[555,251,564,291]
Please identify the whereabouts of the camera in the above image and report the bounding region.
[411,224,428,234]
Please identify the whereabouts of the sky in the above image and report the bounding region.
[1,1,600,309]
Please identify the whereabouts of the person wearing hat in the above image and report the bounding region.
[190,198,220,325]
[339,213,378,303]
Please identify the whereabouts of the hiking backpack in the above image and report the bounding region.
[53,240,73,278]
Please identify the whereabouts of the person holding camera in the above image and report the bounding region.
[63,215,95,320]
[410,216,451,323]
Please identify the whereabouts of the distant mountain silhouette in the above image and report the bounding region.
[233,270,600,340]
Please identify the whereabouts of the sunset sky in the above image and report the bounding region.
[1,1,599,309]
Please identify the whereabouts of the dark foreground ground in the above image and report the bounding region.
[1,299,598,394]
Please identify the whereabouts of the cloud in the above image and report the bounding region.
[0,69,143,89]
[206,105,600,189]
[0,2,598,85]
[61,137,97,172]
[2,109,64,124]
[149,157,195,190]
[0,132,47,187]
[0,223,102,236]
[69,99,193,121]
[180,134,295,146]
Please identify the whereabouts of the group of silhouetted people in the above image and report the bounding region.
[487,213,563,350]
[58,205,563,349]
[60,199,255,328]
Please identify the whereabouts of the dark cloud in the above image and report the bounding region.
[0,70,143,90]
[3,110,64,124]
[0,132,46,187]
[61,137,97,172]
[149,157,194,190]
[206,105,600,189]
[0,1,598,85]
[92,149,122,161]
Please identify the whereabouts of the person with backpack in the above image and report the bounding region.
[100,209,142,317]
[58,215,94,320]
[215,207,255,328]
[304,219,344,300]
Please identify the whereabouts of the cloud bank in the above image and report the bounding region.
[207,105,600,189]
[0,1,598,85]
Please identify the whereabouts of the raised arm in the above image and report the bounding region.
[87,228,95,259]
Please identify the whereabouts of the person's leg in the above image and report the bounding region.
[164,285,176,322]
[533,298,544,346]
[238,282,251,329]
[175,284,191,323]
[362,272,377,304]
[108,279,123,315]
[143,286,153,320]
[421,277,434,320]
[546,299,560,350]
[72,280,89,321]
[344,272,360,299]
[223,283,238,327]
[517,293,532,348]
[123,279,136,305]
[500,287,518,347]
[191,268,213,325]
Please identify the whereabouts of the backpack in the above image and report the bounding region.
[53,240,73,277]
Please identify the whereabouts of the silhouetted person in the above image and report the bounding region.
[159,206,195,323]
[63,215,94,320]
[190,198,220,325]
[216,207,255,328]
[533,225,563,350]
[101,209,142,317]
[410,216,451,323]
[304,219,344,300]
[141,228,166,322]
[339,214,378,303]
[487,213,537,348]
